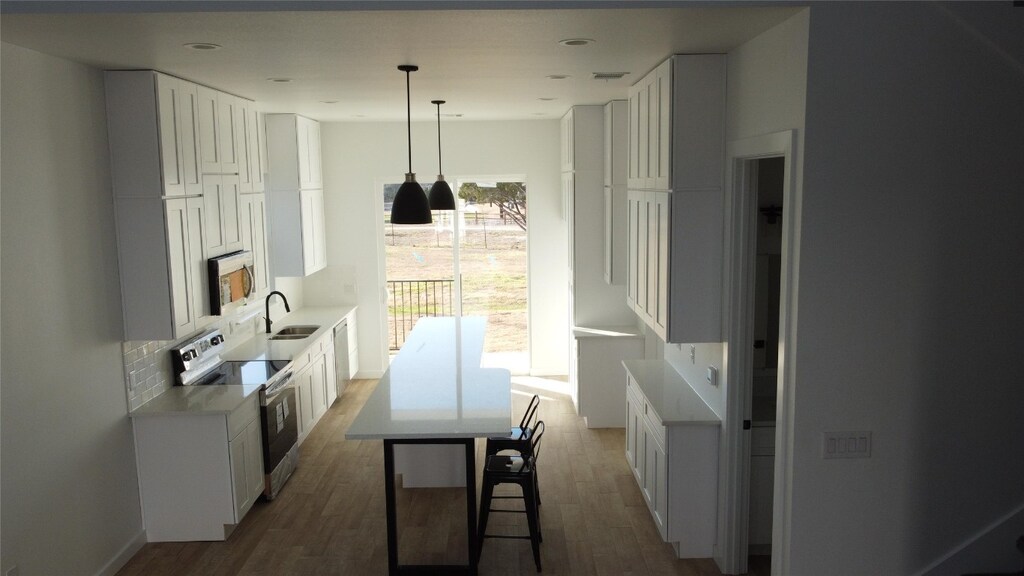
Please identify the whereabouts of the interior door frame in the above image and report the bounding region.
[719,130,799,575]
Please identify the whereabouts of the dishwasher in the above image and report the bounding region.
[333,319,350,397]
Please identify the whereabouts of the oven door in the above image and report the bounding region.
[261,374,298,477]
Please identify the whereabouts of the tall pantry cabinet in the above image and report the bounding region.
[105,71,269,341]
[626,55,726,343]
[265,114,327,277]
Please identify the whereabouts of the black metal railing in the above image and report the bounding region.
[387,279,455,350]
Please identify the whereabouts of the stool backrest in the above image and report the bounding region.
[527,420,546,468]
[516,394,541,439]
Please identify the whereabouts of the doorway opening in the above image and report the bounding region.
[382,178,529,374]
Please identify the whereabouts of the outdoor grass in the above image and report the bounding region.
[384,209,528,353]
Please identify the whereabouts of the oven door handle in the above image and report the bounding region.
[264,372,295,402]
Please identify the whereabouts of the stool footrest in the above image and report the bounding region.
[482,534,532,541]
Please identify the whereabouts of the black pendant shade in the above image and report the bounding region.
[390,65,432,225]
[428,100,457,210]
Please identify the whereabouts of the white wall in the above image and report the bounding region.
[305,119,567,376]
[1,43,144,576]
[790,3,1024,573]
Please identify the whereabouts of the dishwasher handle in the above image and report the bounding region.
[264,371,295,403]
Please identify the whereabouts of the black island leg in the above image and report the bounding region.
[382,438,478,576]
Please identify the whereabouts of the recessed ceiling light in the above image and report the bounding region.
[558,38,594,47]
[593,72,629,80]
[267,78,292,83]
[320,100,338,104]
[353,114,366,118]
[538,97,556,101]
[183,42,221,51]
[547,74,570,80]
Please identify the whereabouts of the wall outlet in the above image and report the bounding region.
[822,431,872,459]
[690,345,696,363]
[706,366,718,387]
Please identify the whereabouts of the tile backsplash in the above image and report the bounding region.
[122,307,267,411]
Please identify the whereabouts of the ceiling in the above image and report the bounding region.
[0,3,800,122]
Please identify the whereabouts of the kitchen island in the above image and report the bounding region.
[346,316,511,576]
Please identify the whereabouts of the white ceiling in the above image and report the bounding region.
[1,4,799,122]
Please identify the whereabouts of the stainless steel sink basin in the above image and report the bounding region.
[268,325,319,340]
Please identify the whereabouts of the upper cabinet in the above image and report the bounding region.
[625,55,726,343]
[560,108,575,172]
[267,114,323,192]
[197,87,251,175]
[627,55,725,193]
[604,100,628,285]
[265,114,327,277]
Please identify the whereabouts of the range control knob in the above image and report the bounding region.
[210,335,224,346]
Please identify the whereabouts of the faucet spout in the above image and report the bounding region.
[265,291,291,334]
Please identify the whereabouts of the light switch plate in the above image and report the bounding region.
[822,431,872,459]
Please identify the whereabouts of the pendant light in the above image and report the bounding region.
[428,100,456,210]
[390,65,431,224]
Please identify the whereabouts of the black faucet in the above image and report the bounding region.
[265,291,291,334]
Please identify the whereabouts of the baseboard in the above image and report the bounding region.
[355,370,384,379]
[94,529,146,576]
[916,502,1024,576]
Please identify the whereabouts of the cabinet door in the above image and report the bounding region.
[155,75,187,197]
[655,62,672,190]
[636,193,649,321]
[324,339,338,407]
[625,386,643,482]
[300,189,326,275]
[628,88,639,187]
[645,425,668,539]
[218,94,240,174]
[229,432,248,521]
[648,193,669,338]
[248,108,266,192]
[236,99,253,193]
[626,190,640,309]
[310,354,328,421]
[307,120,322,188]
[244,419,265,504]
[179,81,204,196]
[185,197,210,326]
[165,199,196,337]
[296,367,314,441]
[240,193,270,298]
[637,82,649,185]
[560,109,574,172]
[222,176,243,252]
[203,176,226,253]
[297,117,313,189]
[197,86,222,173]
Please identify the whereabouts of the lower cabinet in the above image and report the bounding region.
[295,331,335,444]
[132,394,263,542]
[572,328,644,428]
[625,373,719,558]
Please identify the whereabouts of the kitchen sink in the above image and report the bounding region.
[268,325,319,340]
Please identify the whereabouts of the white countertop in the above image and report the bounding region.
[131,306,354,417]
[572,324,644,339]
[346,316,511,440]
[222,306,355,362]
[130,384,263,417]
[623,360,721,426]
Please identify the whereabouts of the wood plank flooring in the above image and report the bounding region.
[116,379,767,575]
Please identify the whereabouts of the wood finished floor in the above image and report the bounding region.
[117,379,768,575]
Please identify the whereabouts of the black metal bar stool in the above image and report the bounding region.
[478,420,546,572]
[485,394,541,504]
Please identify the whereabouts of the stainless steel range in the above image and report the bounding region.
[172,329,299,500]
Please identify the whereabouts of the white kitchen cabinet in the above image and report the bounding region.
[563,106,635,328]
[346,312,360,381]
[229,408,265,522]
[106,71,203,199]
[560,108,575,172]
[239,192,271,299]
[324,337,338,407]
[295,331,335,444]
[198,86,244,175]
[571,326,644,428]
[202,174,243,256]
[266,114,327,277]
[248,107,267,192]
[623,361,720,558]
[604,100,628,285]
[625,54,726,343]
[132,393,263,542]
[235,98,253,193]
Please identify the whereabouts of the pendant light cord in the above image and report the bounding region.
[436,102,443,174]
[406,70,412,174]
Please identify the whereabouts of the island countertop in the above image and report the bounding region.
[345,316,511,440]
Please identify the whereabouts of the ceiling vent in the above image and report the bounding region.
[592,72,629,80]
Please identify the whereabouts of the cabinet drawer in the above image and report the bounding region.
[228,395,259,440]
[291,349,311,372]
[642,401,666,447]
